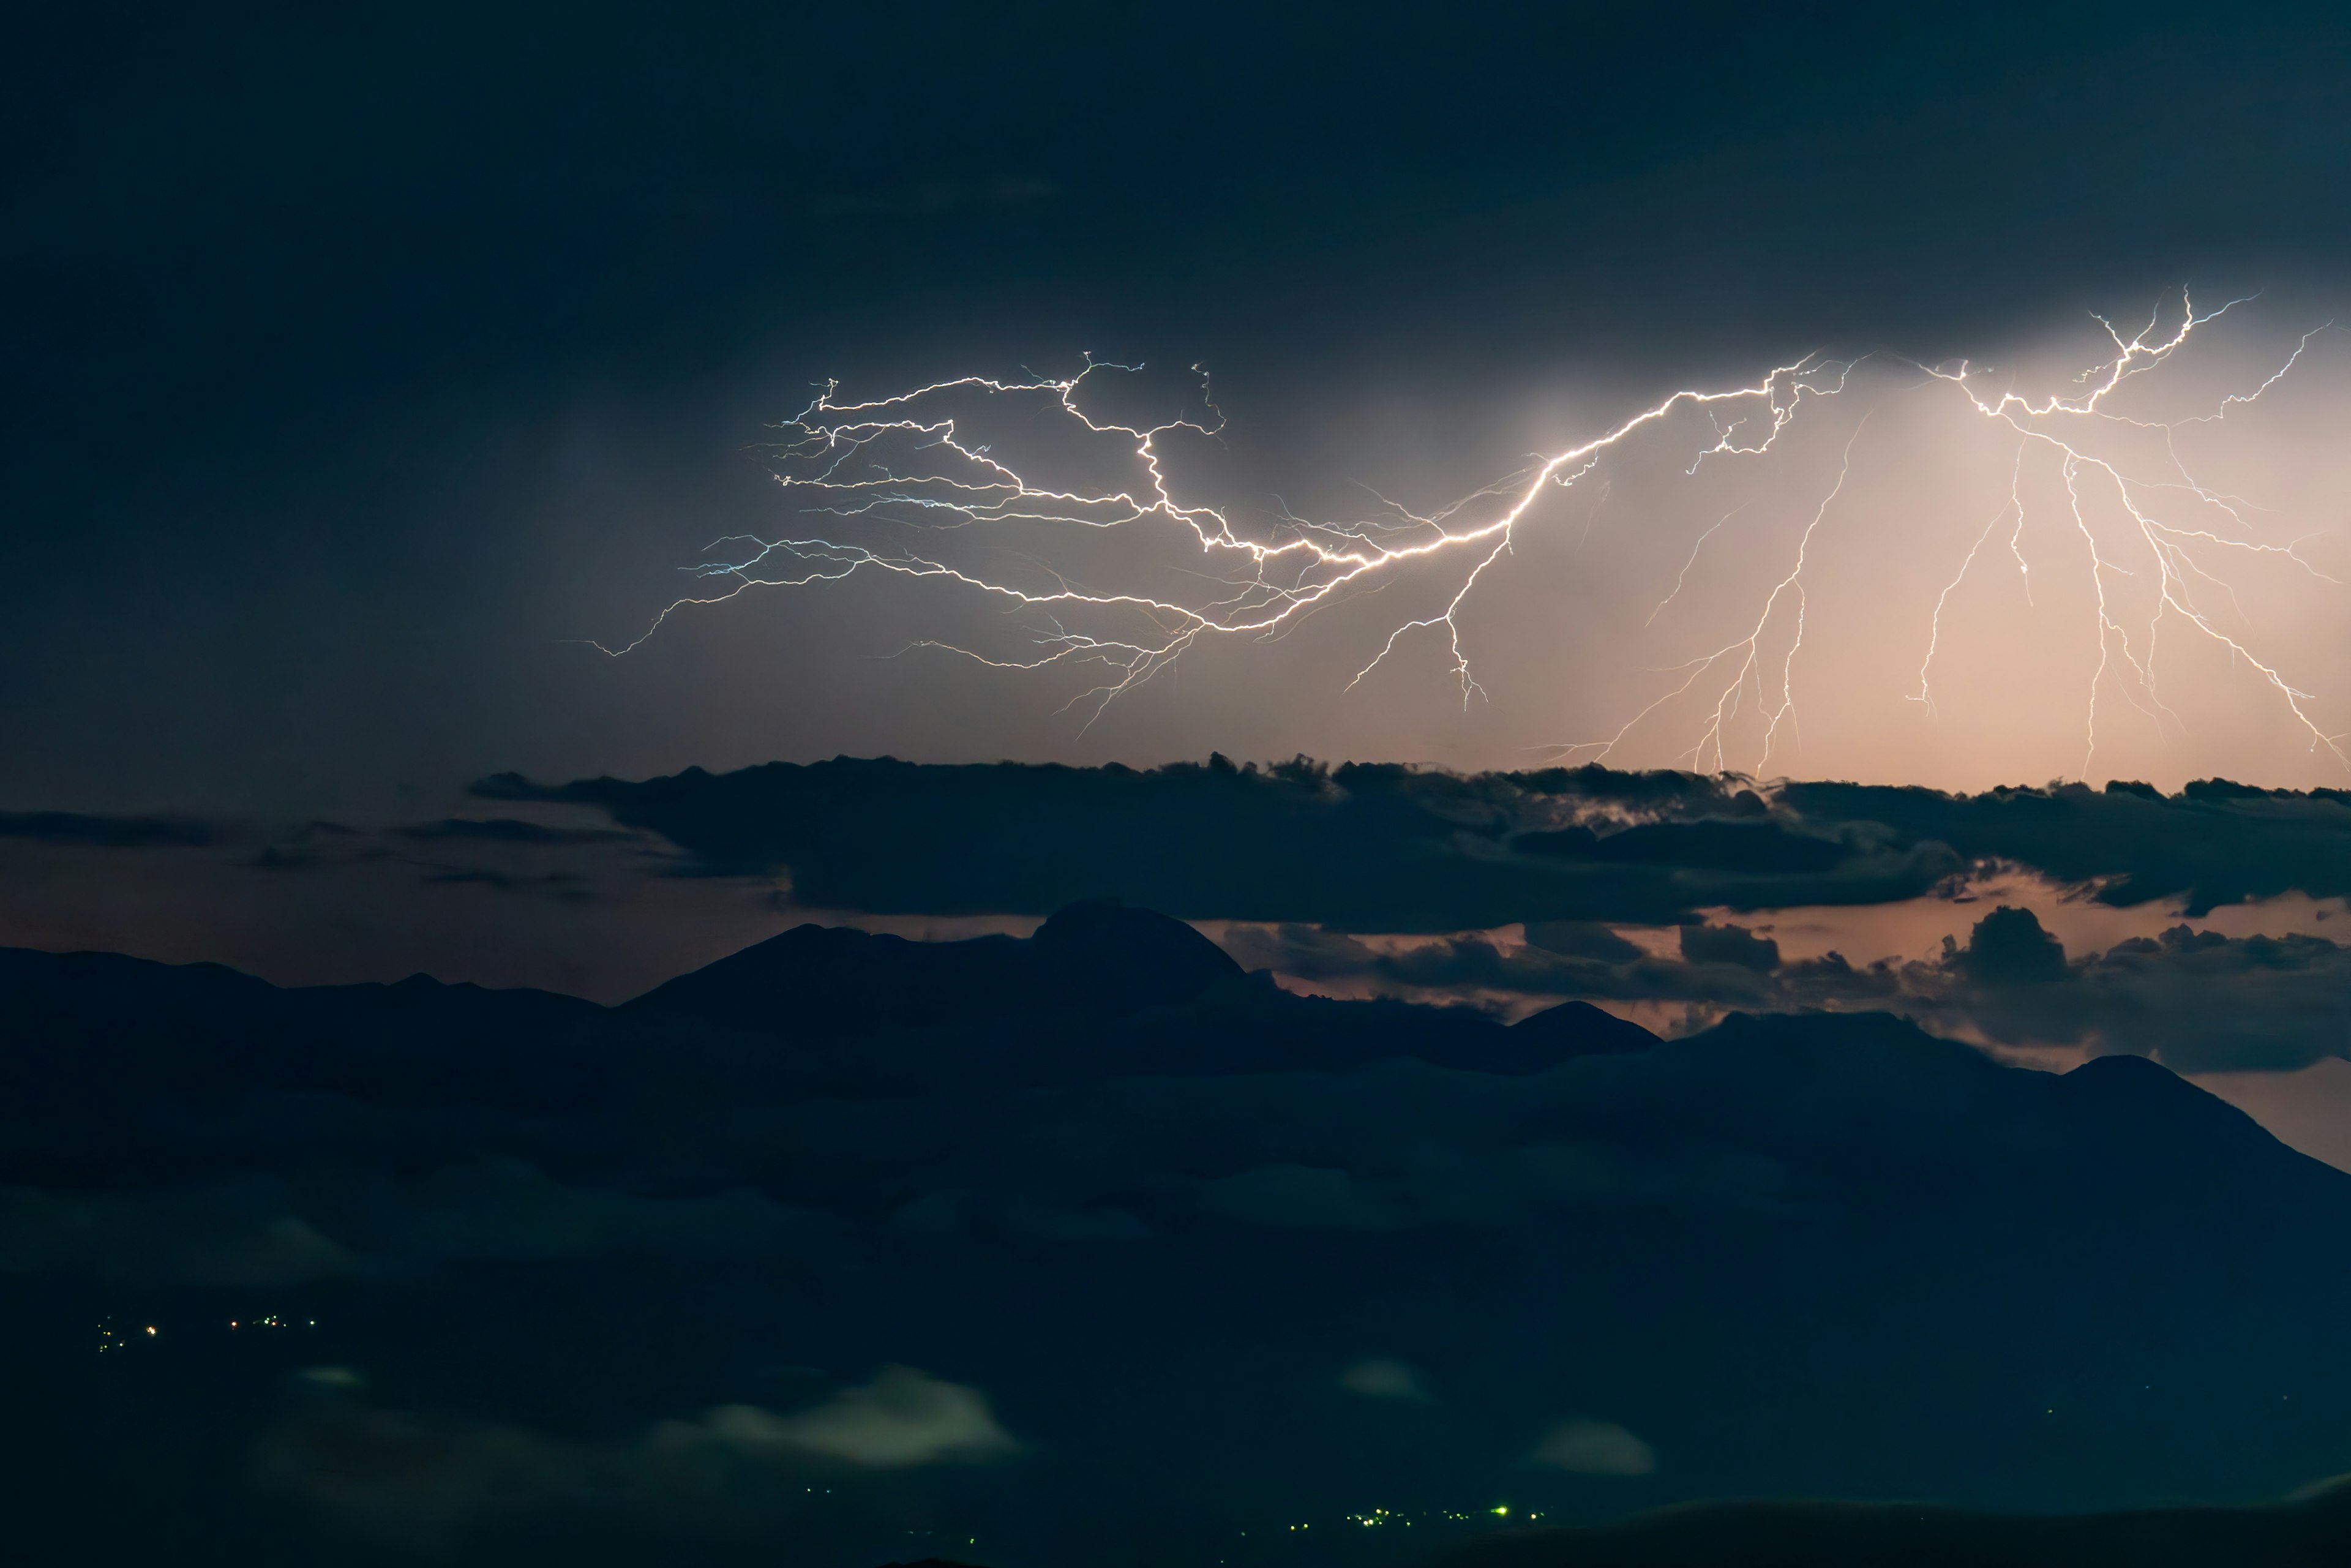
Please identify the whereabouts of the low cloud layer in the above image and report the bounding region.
[479,758,2351,932]
[258,1367,1018,1543]
[1530,1419,1657,1477]
[1230,905,2351,1075]
[1940,920,2351,1074]
[1340,1359,1431,1401]
[696,1366,1020,1468]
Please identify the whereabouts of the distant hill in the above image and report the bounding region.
[6,905,2351,1566]
[1439,1480,2351,1567]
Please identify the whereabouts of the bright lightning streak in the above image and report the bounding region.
[1922,296,2345,774]
[1912,446,2028,718]
[599,351,1851,729]
[602,296,2344,776]
[1647,506,1744,628]
[1563,419,1867,775]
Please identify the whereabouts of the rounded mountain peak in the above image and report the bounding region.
[1029,898,1243,1011]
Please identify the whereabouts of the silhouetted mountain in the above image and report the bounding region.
[628,923,1039,1036]
[7,905,2351,1567]
[2,903,1631,1121]
[627,896,1244,1037]
[1508,1000,1662,1060]
[0,946,613,1122]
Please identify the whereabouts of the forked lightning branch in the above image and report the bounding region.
[601,294,2341,779]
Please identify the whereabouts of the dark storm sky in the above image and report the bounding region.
[10,2,2351,814]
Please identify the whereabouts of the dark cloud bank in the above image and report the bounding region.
[471,756,2351,1074]
[10,899,2351,1565]
[480,757,2351,926]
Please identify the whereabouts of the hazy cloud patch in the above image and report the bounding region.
[1339,1359,1431,1401]
[260,1367,1020,1540]
[0,1176,356,1287]
[687,1367,1021,1467]
[1530,1418,1657,1476]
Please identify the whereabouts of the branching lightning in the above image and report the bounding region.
[1911,445,2028,718]
[1916,298,2344,776]
[600,294,2344,779]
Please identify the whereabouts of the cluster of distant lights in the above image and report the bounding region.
[1239,1502,1540,1537]
[92,1319,157,1354]
[1325,1503,1537,1528]
[606,292,2343,781]
[96,1313,317,1352]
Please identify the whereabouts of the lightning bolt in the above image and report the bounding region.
[1911,445,2027,719]
[1921,296,2345,775]
[601,296,2342,776]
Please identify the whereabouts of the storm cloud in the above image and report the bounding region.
[480,758,2351,930]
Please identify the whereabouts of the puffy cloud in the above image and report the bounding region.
[688,1367,1020,1467]
[1959,905,2069,986]
[1678,921,1780,972]
[1529,1418,1657,1476]
[1338,1359,1431,1401]
[258,1368,1019,1540]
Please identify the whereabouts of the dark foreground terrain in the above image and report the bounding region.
[1438,1481,2351,1567]
[6,900,2351,1565]
[895,1480,2351,1566]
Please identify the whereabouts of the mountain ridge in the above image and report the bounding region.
[9,904,2351,1563]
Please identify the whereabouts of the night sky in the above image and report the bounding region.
[13,9,2351,1565]
[13,4,2351,813]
